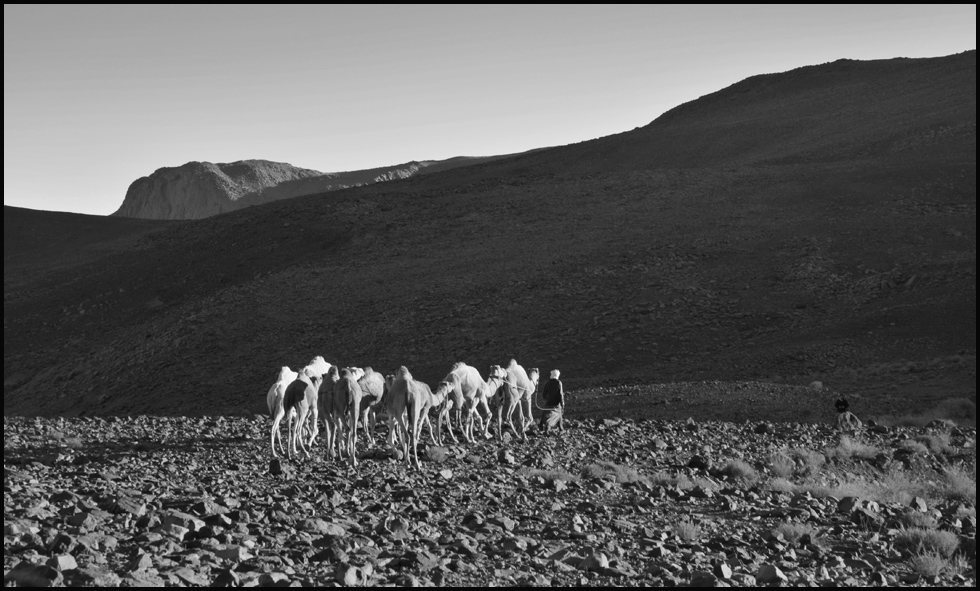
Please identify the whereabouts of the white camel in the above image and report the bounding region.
[387,366,432,470]
[438,362,501,443]
[283,368,325,459]
[492,359,534,442]
[333,368,364,467]
[268,366,299,458]
[318,366,343,460]
[357,368,386,446]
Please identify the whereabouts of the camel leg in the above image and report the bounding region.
[348,411,358,467]
[479,396,492,439]
[394,411,412,467]
[271,407,284,458]
[295,406,311,458]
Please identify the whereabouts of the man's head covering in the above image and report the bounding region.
[550,369,560,379]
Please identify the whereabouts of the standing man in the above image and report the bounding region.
[538,370,565,435]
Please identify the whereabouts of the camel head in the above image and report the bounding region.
[488,365,507,380]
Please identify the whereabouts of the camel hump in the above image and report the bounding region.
[396,366,413,380]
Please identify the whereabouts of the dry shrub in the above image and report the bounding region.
[768,478,796,494]
[825,436,881,461]
[580,461,647,485]
[910,551,949,578]
[915,432,953,455]
[791,449,826,477]
[718,460,759,483]
[767,452,795,479]
[648,471,686,488]
[673,519,701,543]
[876,471,933,505]
[954,505,976,520]
[895,528,960,558]
[942,465,976,504]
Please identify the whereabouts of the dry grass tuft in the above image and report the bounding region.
[718,460,759,483]
[767,452,795,479]
[895,528,960,558]
[909,551,949,578]
[673,519,702,543]
[941,465,976,504]
[915,432,953,455]
[825,436,881,461]
[876,471,933,506]
[791,449,826,477]
[768,478,796,494]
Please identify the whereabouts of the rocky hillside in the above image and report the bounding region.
[112,160,325,220]
[112,156,521,220]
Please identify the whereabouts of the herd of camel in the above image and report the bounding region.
[267,357,543,470]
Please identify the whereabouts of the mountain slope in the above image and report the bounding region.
[495,50,976,175]
[4,52,975,418]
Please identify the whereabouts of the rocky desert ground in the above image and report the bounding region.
[3,402,976,587]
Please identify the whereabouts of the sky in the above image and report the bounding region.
[4,5,976,216]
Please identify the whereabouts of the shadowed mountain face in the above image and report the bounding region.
[4,51,975,418]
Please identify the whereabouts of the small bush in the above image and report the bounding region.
[648,471,684,488]
[768,452,795,479]
[954,505,976,520]
[909,551,948,577]
[791,449,825,477]
[942,465,976,504]
[825,436,881,461]
[580,461,647,485]
[768,478,796,494]
[876,471,932,505]
[895,528,960,558]
[718,460,759,483]
[673,519,701,543]
[916,432,953,455]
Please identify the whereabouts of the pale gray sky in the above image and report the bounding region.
[4,4,976,215]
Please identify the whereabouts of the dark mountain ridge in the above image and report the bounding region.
[4,51,975,418]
